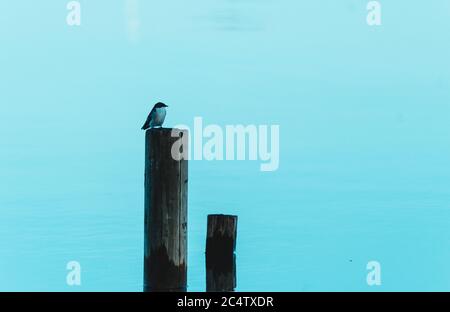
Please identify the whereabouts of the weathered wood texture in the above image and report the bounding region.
[206,214,238,292]
[144,128,188,292]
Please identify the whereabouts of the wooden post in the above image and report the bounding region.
[206,214,238,292]
[144,128,188,292]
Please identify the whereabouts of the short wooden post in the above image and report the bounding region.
[144,128,188,292]
[206,214,238,292]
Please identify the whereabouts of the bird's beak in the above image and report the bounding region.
[164,104,169,107]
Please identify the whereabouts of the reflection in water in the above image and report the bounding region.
[199,0,267,31]
[209,8,259,32]
[125,0,141,42]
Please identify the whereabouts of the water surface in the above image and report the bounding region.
[1,1,450,291]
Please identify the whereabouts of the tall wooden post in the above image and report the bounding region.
[206,214,238,292]
[144,128,188,292]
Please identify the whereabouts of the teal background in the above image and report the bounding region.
[1,1,450,291]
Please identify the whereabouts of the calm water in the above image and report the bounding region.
[1,1,450,291]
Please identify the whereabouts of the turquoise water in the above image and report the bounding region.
[1,1,450,291]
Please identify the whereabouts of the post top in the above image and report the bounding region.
[208,214,238,219]
[145,128,187,132]
[145,128,189,139]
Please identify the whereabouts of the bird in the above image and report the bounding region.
[141,102,168,130]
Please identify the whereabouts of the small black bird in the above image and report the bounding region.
[141,102,168,130]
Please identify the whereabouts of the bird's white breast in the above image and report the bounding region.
[151,107,167,127]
